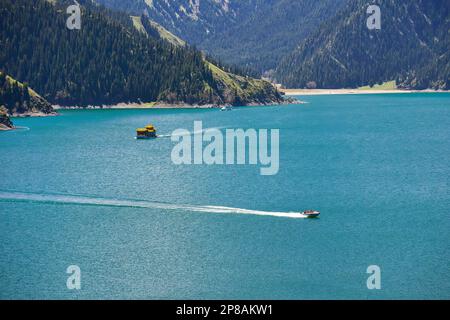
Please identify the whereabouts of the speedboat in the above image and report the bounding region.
[302,210,320,218]
[221,106,233,111]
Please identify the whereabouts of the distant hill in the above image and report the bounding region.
[275,0,449,90]
[0,0,283,107]
[94,0,347,73]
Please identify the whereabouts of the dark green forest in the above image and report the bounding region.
[96,0,347,73]
[1,0,446,110]
[0,0,281,107]
[0,0,216,106]
[0,72,31,114]
[275,0,449,89]
[97,0,449,89]
[200,0,348,74]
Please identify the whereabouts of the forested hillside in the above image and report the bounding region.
[95,0,347,73]
[0,72,54,116]
[0,0,282,107]
[275,0,449,90]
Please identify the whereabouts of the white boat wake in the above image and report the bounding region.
[15,126,30,131]
[0,191,307,219]
[2,126,30,132]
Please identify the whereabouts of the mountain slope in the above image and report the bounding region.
[0,72,54,116]
[95,0,348,73]
[0,0,282,107]
[275,0,450,90]
[131,15,188,47]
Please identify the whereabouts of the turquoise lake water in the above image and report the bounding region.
[0,93,449,299]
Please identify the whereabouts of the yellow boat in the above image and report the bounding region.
[136,124,157,139]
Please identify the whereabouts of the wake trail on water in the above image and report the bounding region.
[0,191,307,219]
[3,126,30,132]
[15,126,30,131]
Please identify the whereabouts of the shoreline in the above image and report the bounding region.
[11,111,59,118]
[52,100,295,111]
[53,102,219,110]
[6,99,300,120]
[280,88,450,96]
[8,101,292,119]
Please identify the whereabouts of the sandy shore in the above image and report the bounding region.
[281,89,449,96]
